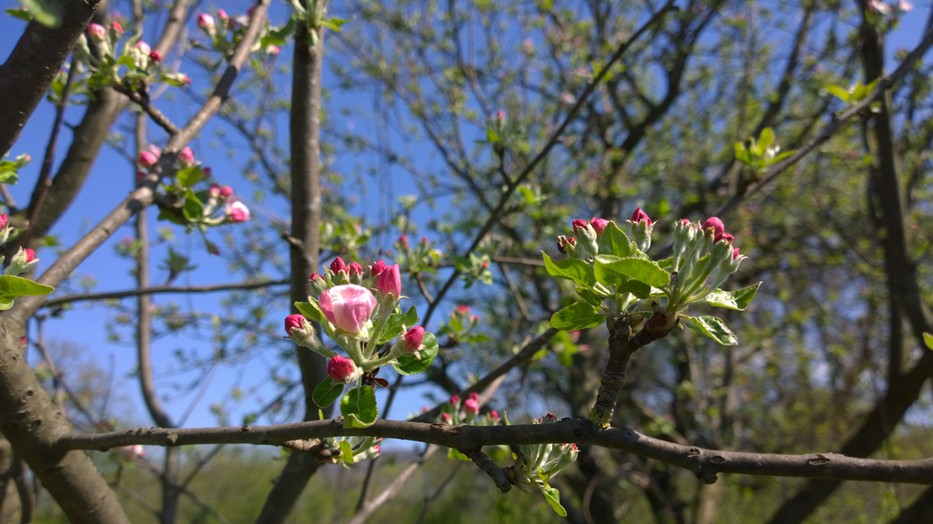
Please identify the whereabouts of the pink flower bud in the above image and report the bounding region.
[371,259,388,276]
[571,219,588,232]
[179,74,191,86]
[403,326,424,353]
[138,150,159,167]
[178,147,194,166]
[630,208,652,226]
[681,218,691,225]
[265,45,280,55]
[330,257,347,274]
[441,413,452,423]
[398,234,410,250]
[149,50,162,63]
[310,273,324,283]
[25,248,36,263]
[590,217,609,235]
[464,398,479,415]
[110,20,124,35]
[219,185,234,198]
[456,305,471,315]
[702,217,725,238]
[450,395,461,405]
[376,263,402,298]
[87,23,106,41]
[197,13,215,30]
[348,262,363,278]
[543,412,557,422]
[135,41,151,55]
[284,314,307,336]
[0,213,7,229]
[717,232,734,244]
[327,355,358,383]
[488,410,500,420]
[225,201,250,223]
[217,9,229,21]
[320,284,377,334]
[496,110,505,122]
[209,183,221,198]
[732,247,741,260]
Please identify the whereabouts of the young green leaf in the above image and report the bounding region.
[681,315,738,346]
[541,252,595,287]
[341,385,378,428]
[924,332,933,351]
[376,305,419,345]
[312,378,344,408]
[705,282,761,311]
[550,302,604,331]
[0,275,54,310]
[596,222,634,258]
[541,485,568,517]
[594,255,670,288]
[295,300,326,325]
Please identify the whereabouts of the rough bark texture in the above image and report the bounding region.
[0,0,102,157]
[0,321,129,523]
[254,18,329,524]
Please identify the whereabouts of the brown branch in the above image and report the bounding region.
[0,0,102,157]
[42,279,288,308]
[55,418,933,485]
[112,84,182,135]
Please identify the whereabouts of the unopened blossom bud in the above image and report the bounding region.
[138,150,159,167]
[450,395,461,406]
[0,213,7,230]
[702,217,725,238]
[209,184,221,198]
[376,263,402,299]
[149,50,162,63]
[543,412,557,422]
[309,273,327,295]
[25,249,36,263]
[179,74,191,86]
[732,247,741,260]
[717,232,734,244]
[590,217,610,235]
[371,259,388,276]
[330,256,347,275]
[347,262,363,282]
[441,412,452,423]
[87,23,107,41]
[197,13,215,31]
[217,9,229,21]
[557,235,576,255]
[403,326,425,353]
[571,219,589,232]
[572,219,599,258]
[225,201,250,223]
[464,397,480,415]
[135,41,151,55]
[265,45,280,55]
[178,147,195,166]
[630,208,652,226]
[320,284,377,335]
[327,355,360,383]
[5,247,39,276]
[285,314,317,348]
[110,20,124,35]
[219,185,234,198]
[398,234,410,250]
[488,410,500,421]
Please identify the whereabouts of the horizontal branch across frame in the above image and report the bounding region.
[57,418,933,485]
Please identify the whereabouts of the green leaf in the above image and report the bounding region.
[704,282,761,311]
[338,440,355,464]
[541,252,595,287]
[312,378,344,408]
[394,332,438,375]
[0,275,54,303]
[574,286,605,307]
[341,385,377,428]
[0,297,14,311]
[550,302,604,331]
[825,84,851,103]
[756,127,775,155]
[320,17,348,31]
[181,190,204,223]
[376,306,419,345]
[594,255,670,288]
[617,278,653,299]
[5,8,34,22]
[447,448,471,461]
[681,315,738,346]
[176,166,204,188]
[924,332,933,351]
[295,300,326,325]
[541,485,568,517]
[18,0,61,27]
[596,222,634,258]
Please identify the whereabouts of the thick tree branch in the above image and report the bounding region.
[56,418,933,485]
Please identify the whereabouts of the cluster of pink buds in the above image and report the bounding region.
[559,217,612,257]
[669,215,747,306]
[0,212,11,244]
[195,8,282,60]
[438,392,490,424]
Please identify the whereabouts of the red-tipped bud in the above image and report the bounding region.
[197,13,215,30]
[225,201,250,223]
[348,262,363,278]
[571,219,589,232]
[630,208,652,226]
[488,410,500,420]
[284,314,305,335]
[732,247,741,260]
[110,20,124,35]
[138,150,159,167]
[327,355,358,383]
[717,232,734,244]
[219,185,234,198]
[403,326,425,353]
[87,23,106,41]
[371,259,388,276]
[25,248,36,263]
[148,50,162,63]
[590,217,610,235]
[464,398,480,415]
[330,257,347,274]
[376,263,402,298]
[450,395,461,405]
[178,147,195,166]
[702,217,725,238]
[398,234,410,250]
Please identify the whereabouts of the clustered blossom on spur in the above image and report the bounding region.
[669,215,747,307]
